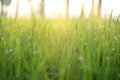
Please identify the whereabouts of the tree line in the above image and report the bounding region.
[0,0,102,18]
[0,0,11,16]
[66,0,102,18]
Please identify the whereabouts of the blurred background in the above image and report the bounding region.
[0,0,120,18]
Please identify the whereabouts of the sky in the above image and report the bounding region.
[0,0,120,18]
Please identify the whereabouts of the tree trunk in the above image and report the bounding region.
[90,0,94,17]
[81,0,85,17]
[97,0,102,17]
[41,0,45,17]
[0,0,11,16]
[1,2,4,16]
[16,0,19,18]
[66,0,69,18]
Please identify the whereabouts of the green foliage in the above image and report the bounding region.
[0,17,120,80]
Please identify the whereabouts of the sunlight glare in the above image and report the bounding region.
[6,0,120,18]
[8,0,31,17]
[45,0,66,18]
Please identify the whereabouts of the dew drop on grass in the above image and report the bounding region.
[10,49,13,52]
[4,42,7,45]
[79,67,82,70]
[15,74,20,78]
[106,57,109,61]
[1,37,4,40]
[5,48,13,54]
[67,64,71,69]
[94,38,97,41]
[16,39,21,44]
[84,42,87,46]
[38,36,41,39]
[112,48,115,51]
[8,56,13,61]
[46,35,48,38]
[105,42,108,45]
[118,35,120,38]
[78,55,84,62]
[114,36,117,40]
[87,27,90,31]
[102,35,105,40]
[108,28,111,32]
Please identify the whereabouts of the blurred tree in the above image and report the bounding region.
[90,0,94,17]
[41,0,45,17]
[15,0,19,18]
[97,0,102,17]
[81,0,85,17]
[66,0,69,18]
[28,0,34,17]
[0,0,11,16]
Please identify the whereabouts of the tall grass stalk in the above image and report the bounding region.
[0,17,120,80]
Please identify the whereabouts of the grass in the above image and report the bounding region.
[0,17,120,80]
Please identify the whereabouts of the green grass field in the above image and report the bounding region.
[0,17,120,80]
